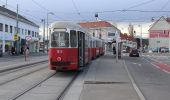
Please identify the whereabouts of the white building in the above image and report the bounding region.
[149,16,170,50]
[0,6,39,54]
[79,21,121,43]
[79,21,121,51]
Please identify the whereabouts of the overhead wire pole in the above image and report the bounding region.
[5,0,7,7]
[16,4,20,55]
[41,19,45,53]
[140,25,143,55]
[47,12,54,52]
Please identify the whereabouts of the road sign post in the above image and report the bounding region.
[24,36,32,61]
[13,34,18,41]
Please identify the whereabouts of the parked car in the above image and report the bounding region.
[160,47,169,53]
[129,49,139,57]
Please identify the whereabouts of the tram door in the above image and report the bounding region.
[78,31,85,67]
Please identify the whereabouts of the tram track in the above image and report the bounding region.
[9,72,56,100]
[56,71,80,100]
[0,63,48,86]
[0,60,48,73]
[9,71,80,100]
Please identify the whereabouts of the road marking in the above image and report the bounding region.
[138,64,142,66]
[143,58,150,63]
[123,60,146,100]
[150,63,160,69]
[163,69,170,74]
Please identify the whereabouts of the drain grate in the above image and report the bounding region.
[84,81,127,84]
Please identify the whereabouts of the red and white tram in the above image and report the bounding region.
[48,21,104,71]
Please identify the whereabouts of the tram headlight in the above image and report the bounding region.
[57,57,62,61]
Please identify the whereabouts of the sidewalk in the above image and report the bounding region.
[80,53,141,100]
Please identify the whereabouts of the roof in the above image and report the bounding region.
[149,16,170,31]
[50,21,83,31]
[0,6,39,28]
[79,21,114,28]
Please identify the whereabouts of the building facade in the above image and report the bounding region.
[79,21,121,51]
[149,16,170,50]
[0,6,39,54]
[79,21,121,43]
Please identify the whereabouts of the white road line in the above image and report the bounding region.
[123,60,146,100]
[163,69,170,74]
[138,64,142,66]
[150,61,170,74]
[150,63,160,69]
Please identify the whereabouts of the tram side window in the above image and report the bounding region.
[70,30,77,47]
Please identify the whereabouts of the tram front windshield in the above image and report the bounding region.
[51,32,69,47]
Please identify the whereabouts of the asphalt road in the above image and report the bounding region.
[123,55,170,100]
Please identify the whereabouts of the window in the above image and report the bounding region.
[5,24,8,32]
[0,23,3,31]
[18,28,20,34]
[32,31,34,37]
[34,32,36,37]
[60,32,69,47]
[70,30,77,47]
[22,29,24,35]
[51,32,69,47]
[28,30,30,35]
[14,27,17,33]
[37,32,39,37]
[108,32,115,36]
[25,29,27,35]
[10,26,13,33]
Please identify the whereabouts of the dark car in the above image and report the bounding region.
[129,49,139,57]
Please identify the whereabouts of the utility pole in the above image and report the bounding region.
[5,0,7,8]
[157,33,160,53]
[116,31,119,63]
[47,12,54,52]
[140,25,143,56]
[41,19,45,53]
[47,14,49,52]
[16,4,20,55]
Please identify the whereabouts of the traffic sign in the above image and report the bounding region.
[25,36,32,41]
[13,34,18,41]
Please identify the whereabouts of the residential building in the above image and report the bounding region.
[0,6,39,54]
[79,21,121,43]
[149,16,170,51]
[79,21,121,51]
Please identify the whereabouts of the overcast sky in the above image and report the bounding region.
[0,0,170,25]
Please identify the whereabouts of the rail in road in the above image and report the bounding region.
[0,60,48,73]
[9,72,80,100]
[0,62,48,86]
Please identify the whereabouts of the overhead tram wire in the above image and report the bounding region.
[31,0,66,20]
[71,0,87,21]
[123,0,157,10]
[159,0,170,10]
[0,0,41,23]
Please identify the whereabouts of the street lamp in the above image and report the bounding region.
[47,12,54,51]
[41,19,45,53]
